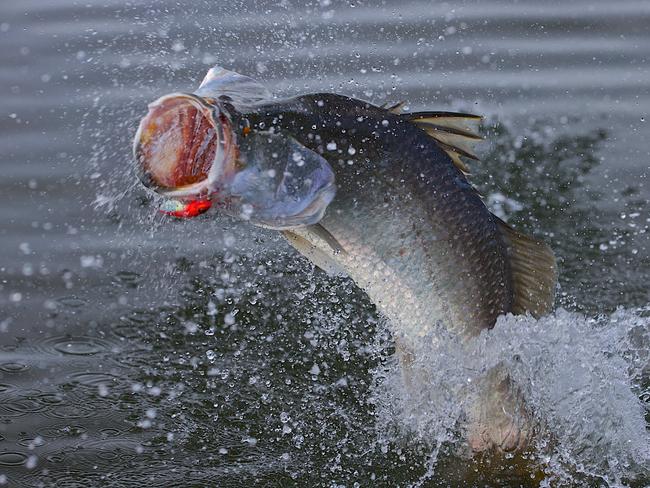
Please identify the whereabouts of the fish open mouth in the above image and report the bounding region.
[133,92,234,199]
[133,83,336,227]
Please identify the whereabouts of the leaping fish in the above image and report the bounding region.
[133,66,557,454]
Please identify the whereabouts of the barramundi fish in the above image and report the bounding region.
[133,66,558,453]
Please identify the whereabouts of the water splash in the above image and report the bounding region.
[373,307,650,486]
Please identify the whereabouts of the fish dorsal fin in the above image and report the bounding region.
[495,217,558,317]
[380,101,406,114]
[195,66,272,106]
[405,111,483,174]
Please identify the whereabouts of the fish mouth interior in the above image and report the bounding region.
[134,93,221,194]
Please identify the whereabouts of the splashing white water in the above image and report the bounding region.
[373,307,650,486]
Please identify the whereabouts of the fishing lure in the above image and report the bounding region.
[159,198,212,218]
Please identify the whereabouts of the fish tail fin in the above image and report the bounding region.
[495,217,558,317]
[404,111,483,174]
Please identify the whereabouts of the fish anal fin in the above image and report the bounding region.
[282,230,347,277]
[496,217,558,318]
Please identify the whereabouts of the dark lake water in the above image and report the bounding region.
[1,0,649,486]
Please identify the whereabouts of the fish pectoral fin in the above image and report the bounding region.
[496,217,558,318]
[282,230,348,277]
[406,111,483,174]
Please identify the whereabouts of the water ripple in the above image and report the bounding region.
[39,336,110,356]
[0,362,29,373]
[55,296,87,309]
[0,451,28,466]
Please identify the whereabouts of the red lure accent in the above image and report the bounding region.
[160,199,213,218]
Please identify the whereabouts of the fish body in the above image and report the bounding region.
[237,93,513,345]
[133,67,558,453]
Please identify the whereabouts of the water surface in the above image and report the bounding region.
[1,0,649,486]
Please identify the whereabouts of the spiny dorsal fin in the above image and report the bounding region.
[380,101,407,114]
[387,101,406,114]
[495,217,558,318]
[405,111,483,174]
[409,111,482,131]
[444,150,471,174]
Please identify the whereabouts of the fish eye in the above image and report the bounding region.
[239,118,251,137]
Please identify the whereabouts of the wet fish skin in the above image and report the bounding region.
[237,93,514,344]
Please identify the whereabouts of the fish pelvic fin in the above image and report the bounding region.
[405,111,483,175]
[282,229,347,277]
[307,223,346,255]
[495,217,558,318]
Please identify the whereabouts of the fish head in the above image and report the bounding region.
[133,66,336,228]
